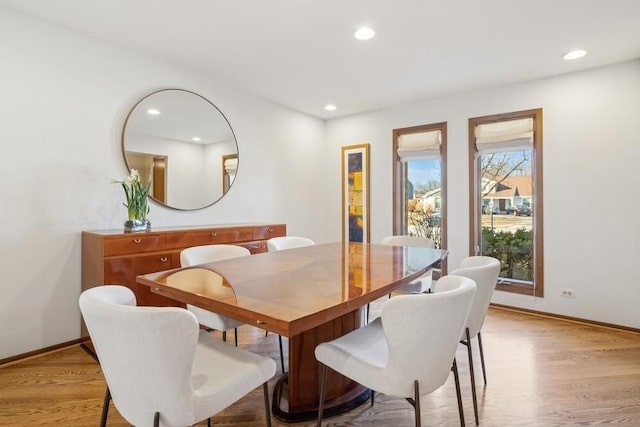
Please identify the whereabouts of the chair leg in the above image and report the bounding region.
[207,418,211,427]
[222,330,227,342]
[234,327,238,347]
[413,380,421,427]
[153,411,160,427]
[278,335,285,373]
[317,364,328,427]
[477,331,487,385]
[371,389,375,406]
[464,328,479,425]
[262,382,272,427]
[452,358,465,427]
[100,387,111,427]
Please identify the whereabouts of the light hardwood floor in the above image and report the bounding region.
[2,305,640,426]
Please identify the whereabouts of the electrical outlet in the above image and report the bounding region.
[560,288,575,298]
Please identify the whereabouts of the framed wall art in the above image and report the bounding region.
[341,143,370,243]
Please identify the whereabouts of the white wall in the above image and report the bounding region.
[0,8,327,359]
[325,60,640,329]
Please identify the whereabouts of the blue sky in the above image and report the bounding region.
[407,159,441,187]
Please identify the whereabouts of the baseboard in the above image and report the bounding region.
[0,338,87,367]
[490,303,640,334]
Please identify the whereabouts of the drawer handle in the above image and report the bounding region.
[211,232,217,237]
[133,238,142,243]
[268,228,273,232]
[160,257,168,262]
[256,320,266,325]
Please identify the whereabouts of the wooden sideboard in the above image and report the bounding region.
[81,223,286,338]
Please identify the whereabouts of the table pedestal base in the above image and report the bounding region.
[272,375,371,422]
[271,307,369,422]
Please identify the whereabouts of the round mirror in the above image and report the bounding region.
[122,89,238,210]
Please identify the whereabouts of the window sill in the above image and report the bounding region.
[496,281,541,297]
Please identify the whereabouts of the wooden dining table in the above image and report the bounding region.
[137,241,447,422]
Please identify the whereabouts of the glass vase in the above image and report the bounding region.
[124,218,151,232]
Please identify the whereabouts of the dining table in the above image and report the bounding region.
[137,241,447,422]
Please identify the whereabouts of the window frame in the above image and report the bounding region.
[468,108,543,297]
[392,122,448,273]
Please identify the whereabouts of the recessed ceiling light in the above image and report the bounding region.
[563,49,587,60]
[192,136,201,142]
[147,108,160,115]
[354,27,375,41]
[324,104,337,111]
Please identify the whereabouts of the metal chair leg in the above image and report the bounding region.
[222,330,227,342]
[262,382,272,427]
[414,380,421,427]
[317,364,328,427]
[207,417,211,427]
[153,411,160,427]
[278,335,285,373]
[100,387,111,427]
[452,358,465,427]
[464,328,479,425]
[234,327,238,347]
[477,331,487,384]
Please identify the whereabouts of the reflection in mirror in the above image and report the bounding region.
[122,89,238,210]
[222,154,238,194]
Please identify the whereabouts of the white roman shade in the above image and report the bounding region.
[224,157,238,174]
[475,118,533,153]
[397,129,441,160]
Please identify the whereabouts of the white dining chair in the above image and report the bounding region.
[380,235,436,293]
[79,285,276,427]
[368,235,437,320]
[266,236,316,373]
[315,275,477,427]
[180,244,251,347]
[267,236,315,251]
[432,256,501,425]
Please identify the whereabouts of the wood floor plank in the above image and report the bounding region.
[1,305,640,426]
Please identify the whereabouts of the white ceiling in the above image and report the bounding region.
[2,0,639,119]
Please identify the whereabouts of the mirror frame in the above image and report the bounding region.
[121,88,239,211]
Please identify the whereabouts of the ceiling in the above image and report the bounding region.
[2,0,639,119]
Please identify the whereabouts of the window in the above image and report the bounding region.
[469,109,543,297]
[393,122,447,270]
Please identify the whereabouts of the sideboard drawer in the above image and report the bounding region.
[104,252,178,286]
[103,234,165,257]
[166,227,253,249]
[131,252,179,275]
[253,224,286,240]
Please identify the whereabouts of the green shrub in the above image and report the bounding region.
[481,227,533,281]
